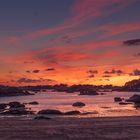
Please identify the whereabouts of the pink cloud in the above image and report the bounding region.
[5,0,134,42]
[100,22,140,39]
[6,36,19,45]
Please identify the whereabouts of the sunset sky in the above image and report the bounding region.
[0,0,140,86]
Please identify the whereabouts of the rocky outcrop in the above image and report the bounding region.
[64,110,81,115]
[0,103,7,110]
[0,87,34,97]
[29,101,39,105]
[126,94,140,103]
[8,102,25,109]
[34,116,51,120]
[114,97,122,102]
[1,108,34,115]
[38,109,63,115]
[72,102,86,107]
[119,102,133,105]
[0,101,34,115]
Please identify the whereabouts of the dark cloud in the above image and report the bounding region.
[26,70,31,73]
[123,39,140,46]
[87,70,98,78]
[61,35,72,44]
[87,70,98,74]
[17,78,56,83]
[8,71,18,74]
[88,74,95,78]
[17,78,41,83]
[129,69,140,76]
[24,61,34,64]
[46,68,55,71]
[32,70,40,73]
[25,70,41,73]
[104,69,123,75]
[133,69,140,76]
[134,53,140,57]
[102,75,112,78]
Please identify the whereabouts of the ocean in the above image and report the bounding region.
[0,91,140,117]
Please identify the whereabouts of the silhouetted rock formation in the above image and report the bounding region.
[38,109,63,115]
[72,102,86,107]
[8,102,25,109]
[29,101,39,105]
[34,116,51,120]
[126,94,140,103]
[1,108,34,115]
[119,102,133,105]
[0,101,34,115]
[0,103,7,110]
[64,110,81,115]
[114,97,122,102]
[0,86,34,97]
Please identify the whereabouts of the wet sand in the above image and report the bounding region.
[0,116,140,140]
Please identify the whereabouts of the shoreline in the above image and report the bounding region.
[0,116,140,140]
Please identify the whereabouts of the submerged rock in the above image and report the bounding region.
[81,111,98,115]
[8,102,25,109]
[64,110,81,115]
[0,103,7,110]
[114,97,122,102]
[34,116,51,120]
[29,101,39,105]
[0,108,34,115]
[72,102,86,107]
[119,102,133,105]
[38,109,63,115]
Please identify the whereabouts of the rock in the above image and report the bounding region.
[38,109,63,115]
[29,101,39,105]
[72,102,86,107]
[34,116,51,120]
[119,102,133,105]
[114,97,122,102]
[79,90,98,95]
[134,103,140,108]
[1,108,34,115]
[0,87,34,97]
[100,93,106,95]
[0,103,7,110]
[126,94,140,103]
[64,110,81,115]
[81,111,98,115]
[8,102,25,109]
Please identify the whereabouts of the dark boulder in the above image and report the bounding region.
[126,94,140,103]
[119,102,133,105]
[64,110,81,115]
[34,116,51,120]
[0,103,7,110]
[1,108,34,115]
[38,109,63,115]
[8,102,25,109]
[29,101,39,105]
[114,97,122,102]
[72,102,86,107]
[81,111,98,115]
[134,103,140,108]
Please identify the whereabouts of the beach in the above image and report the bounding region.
[0,116,140,140]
